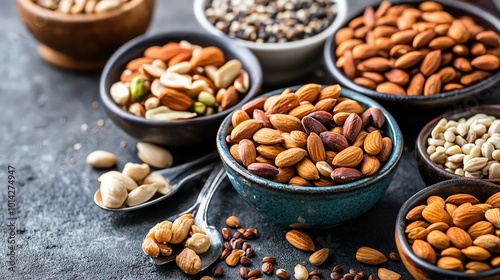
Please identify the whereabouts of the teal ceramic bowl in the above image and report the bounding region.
[216,86,404,228]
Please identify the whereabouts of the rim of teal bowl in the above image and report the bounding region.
[395,179,500,278]
[217,85,404,195]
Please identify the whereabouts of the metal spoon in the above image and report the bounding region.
[94,151,220,211]
[150,163,226,270]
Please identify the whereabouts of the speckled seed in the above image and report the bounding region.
[86,150,118,168]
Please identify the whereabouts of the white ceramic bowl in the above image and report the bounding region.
[194,0,348,85]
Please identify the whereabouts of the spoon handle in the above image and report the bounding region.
[193,163,227,227]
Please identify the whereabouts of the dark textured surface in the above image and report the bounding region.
[1,1,499,280]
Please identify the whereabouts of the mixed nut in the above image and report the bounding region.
[226,83,393,185]
[142,214,211,275]
[110,40,249,120]
[204,0,337,43]
[32,0,130,14]
[404,192,500,273]
[426,113,500,179]
[335,1,500,95]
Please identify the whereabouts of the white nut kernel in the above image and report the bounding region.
[100,177,128,208]
[445,145,462,155]
[316,161,333,177]
[110,82,130,105]
[463,157,488,172]
[126,183,158,207]
[489,163,500,179]
[144,97,160,110]
[184,232,211,254]
[294,264,309,280]
[122,162,150,182]
[136,142,173,169]
[98,171,138,192]
[86,150,118,168]
[214,59,242,88]
[488,120,500,134]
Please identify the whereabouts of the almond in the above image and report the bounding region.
[412,239,437,264]
[421,11,453,24]
[391,30,418,45]
[448,19,470,43]
[364,130,383,155]
[376,137,393,162]
[314,98,337,112]
[296,157,320,181]
[336,39,364,57]
[295,83,321,103]
[253,128,283,145]
[221,86,239,110]
[445,194,480,205]
[309,248,329,266]
[454,57,473,72]
[317,84,341,100]
[289,176,312,186]
[377,82,405,95]
[320,131,349,152]
[384,69,410,86]
[355,247,388,265]
[412,28,437,49]
[407,73,425,96]
[443,83,464,92]
[461,246,491,261]
[126,57,155,71]
[362,72,386,83]
[232,110,250,128]
[394,51,424,69]
[465,261,492,272]
[427,230,450,250]
[331,167,363,183]
[306,111,333,124]
[408,227,430,240]
[357,57,393,72]
[343,50,357,79]
[266,93,300,114]
[437,67,457,83]
[332,146,364,167]
[256,145,286,159]
[470,54,500,71]
[285,230,315,251]
[361,154,380,176]
[423,74,442,95]
[485,208,500,228]
[307,133,326,164]
[473,234,500,253]
[335,27,354,45]
[275,148,307,167]
[374,37,396,52]
[343,113,362,143]
[159,88,193,111]
[377,268,401,280]
[269,114,303,133]
[242,97,267,115]
[422,202,453,225]
[189,46,225,67]
[471,42,487,56]
[441,247,466,262]
[468,221,495,240]
[486,192,500,207]
[272,166,296,183]
[427,221,450,232]
[247,162,279,178]
[302,116,327,135]
[238,139,256,167]
[390,44,414,58]
[332,99,364,115]
[253,109,271,128]
[461,70,491,86]
[429,36,456,50]
[406,205,426,221]
[447,227,473,249]
[352,44,379,60]
[437,256,464,271]
[476,30,500,47]
[452,204,485,228]
[406,220,430,233]
[420,50,442,76]
[231,119,263,142]
[428,196,445,207]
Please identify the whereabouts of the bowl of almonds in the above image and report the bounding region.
[216,84,403,228]
[324,0,500,108]
[17,0,155,70]
[395,179,500,279]
[100,31,262,146]
[416,104,500,185]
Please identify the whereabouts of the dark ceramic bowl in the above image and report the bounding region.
[100,31,262,147]
[416,104,500,185]
[395,179,500,280]
[216,86,404,228]
[324,0,500,108]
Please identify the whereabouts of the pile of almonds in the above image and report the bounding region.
[226,83,393,186]
[142,214,211,275]
[335,1,500,95]
[32,0,130,14]
[405,192,500,273]
[110,40,249,121]
[426,113,500,179]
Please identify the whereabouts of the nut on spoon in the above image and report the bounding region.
[94,151,220,211]
[150,164,226,269]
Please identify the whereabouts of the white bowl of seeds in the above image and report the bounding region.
[194,0,348,85]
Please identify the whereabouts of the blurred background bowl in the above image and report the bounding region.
[395,179,500,280]
[16,0,154,70]
[100,31,262,147]
[194,0,348,86]
[324,0,500,108]
[216,86,403,228]
[416,104,500,185]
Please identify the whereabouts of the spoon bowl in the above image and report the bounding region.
[149,164,226,270]
[94,151,220,211]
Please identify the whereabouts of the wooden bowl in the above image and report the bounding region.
[16,0,154,71]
